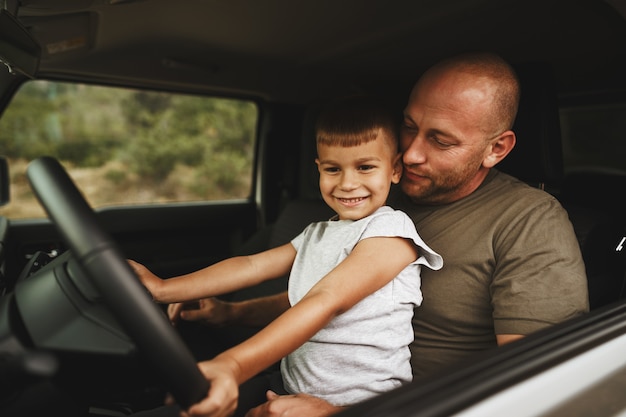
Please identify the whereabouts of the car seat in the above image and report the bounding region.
[498,61,564,191]
[561,171,626,309]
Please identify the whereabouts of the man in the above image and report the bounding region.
[173,52,589,417]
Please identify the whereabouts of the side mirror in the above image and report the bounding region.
[0,9,40,78]
[0,157,9,206]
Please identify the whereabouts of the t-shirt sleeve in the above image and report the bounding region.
[361,209,443,271]
[290,226,307,252]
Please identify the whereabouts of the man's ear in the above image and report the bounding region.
[391,153,403,184]
[483,131,516,168]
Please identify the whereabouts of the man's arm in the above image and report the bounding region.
[496,334,524,345]
[169,291,291,327]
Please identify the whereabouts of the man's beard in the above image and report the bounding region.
[401,163,480,205]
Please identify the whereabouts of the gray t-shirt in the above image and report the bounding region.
[280,206,443,406]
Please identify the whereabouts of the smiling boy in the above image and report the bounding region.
[130,96,442,417]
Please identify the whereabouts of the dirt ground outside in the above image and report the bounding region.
[0,158,250,220]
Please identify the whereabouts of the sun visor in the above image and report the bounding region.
[0,9,40,78]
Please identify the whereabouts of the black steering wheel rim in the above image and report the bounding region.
[26,156,209,408]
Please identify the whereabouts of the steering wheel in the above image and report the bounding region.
[26,156,210,409]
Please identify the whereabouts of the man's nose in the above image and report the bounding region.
[402,135,427,165]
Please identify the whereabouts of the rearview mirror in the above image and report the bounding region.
[0,157,9,206]
[0,9,40,78]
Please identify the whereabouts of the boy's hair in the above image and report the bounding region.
[315,96,399,152]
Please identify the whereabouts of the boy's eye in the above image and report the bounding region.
[323,166,340,173]
[358,165,375,171]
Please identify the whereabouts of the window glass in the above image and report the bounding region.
[559,103,626,175]
[0,80,258,219]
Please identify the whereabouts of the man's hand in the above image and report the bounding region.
[168,297,233,327]
[170,292,291,328]
[245,390,343,417]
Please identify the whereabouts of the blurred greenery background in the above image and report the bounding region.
[0,81,257,218]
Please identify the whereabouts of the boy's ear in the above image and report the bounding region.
[483,131,516,168]
[392,153,403,184]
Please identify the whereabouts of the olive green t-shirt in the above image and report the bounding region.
[388,169,589,379]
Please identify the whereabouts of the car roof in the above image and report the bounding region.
[12,0,626,102]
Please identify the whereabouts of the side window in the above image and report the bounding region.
[0,80,258,219]
[560,102,626,175]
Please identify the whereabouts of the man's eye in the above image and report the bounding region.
[430,135,453,148]
[402,124,417,133]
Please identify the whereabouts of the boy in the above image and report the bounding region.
[130,96,442,416]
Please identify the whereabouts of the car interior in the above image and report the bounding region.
[0,0,625,416]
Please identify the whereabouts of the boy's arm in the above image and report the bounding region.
[130,243,296,304]
[189,236,418,415]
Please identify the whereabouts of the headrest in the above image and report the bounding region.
[298,100,325,200]
[497,62,564,188]
[562,170,626,214]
